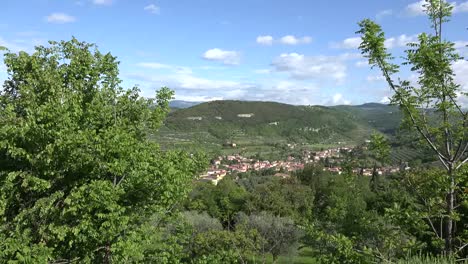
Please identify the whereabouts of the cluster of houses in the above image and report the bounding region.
[301,147,406,176]
[301,147,352,163]
[199,146,407,185]
[323,166,403,176]
[199,154,304,185]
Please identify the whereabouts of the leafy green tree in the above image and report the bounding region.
[244,177,314,220]
[369,132,391,165]
[187,177,248,228]
[368,132,391,190]
[357,0,467,253]
[300,168,421,262]
[236,212,301,264]
[385,169,449,253]
[0,38,201,262]
[182,211,223,233]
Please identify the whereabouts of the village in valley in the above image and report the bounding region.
[199,145,406,185]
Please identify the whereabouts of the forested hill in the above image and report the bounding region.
[161,100,402,144]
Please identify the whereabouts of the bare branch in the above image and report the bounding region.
[456,155,468,170]
[426,216,442,239]
[454,141,468,165]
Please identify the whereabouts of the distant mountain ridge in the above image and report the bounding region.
[161,100,402,145]
[169,100,394,109]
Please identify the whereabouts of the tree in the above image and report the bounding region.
[244,177,314,221]
[368,132,391,166]
[0,38,201,262]
[185,177,248,228]
[357,0,467,253]
[368,132,391,191]
[236,212,301,263]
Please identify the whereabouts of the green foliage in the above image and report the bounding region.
[185,177,248,227]
[0,38,200,262]
[369,132,391,164]
[182,211,223,233]
[298,167,424,262]
[161,100,403,146]
[357,0,468,253]
[243,177,315,221]
[236,211,302,263]
[179,211,260,263]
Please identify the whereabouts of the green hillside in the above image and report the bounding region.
[157,101,403,152]
[332,103,402,135]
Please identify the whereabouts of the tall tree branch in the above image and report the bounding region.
[376,58,450,170]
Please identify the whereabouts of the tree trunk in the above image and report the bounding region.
[272,254,278,264]
[445,168,455,254]
[104,243,111,264]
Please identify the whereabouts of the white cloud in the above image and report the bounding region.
[453,59,468,88]
[256,35,274,46]
[270,81,317,92]
[355,60,368,68]
[258,82,320,105]
[406,0,468,16]
[331,93,351,105]
[16,31,41,37]
[254,69,271,74]
[376,9,393,20]
[176,75,242,90]
[279,35,312,45]
[45,13,76,24]
[0,63,6,73]
[455,41,468,56]
[332,37,361,49]
[175,95,224,102]
[405,0,426,16]
[93,0,112,5]
[333,34,417,50]
[144,4,160,14]
[198,65,225,70]
[454,41,468,49]
[136,62,192,75]
[130,60,344,106]
[455,1,468,12]
[128,62,325,105]
[384,34,418,49]
[202,48,240,65]
[452,60,468,105]
[0,37,29,52]
[173,67,194,75]
[137,62,171,69]
[256,35,312,46]
[338,52,363,60]
[366,75,386,82]
[129,70,249,91]
[380,96,391,104]
[271,53,347,82]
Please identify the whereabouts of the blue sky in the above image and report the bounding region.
[1,0,468,105]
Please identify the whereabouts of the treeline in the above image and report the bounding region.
[172,164,468,263]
